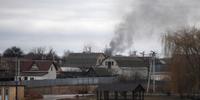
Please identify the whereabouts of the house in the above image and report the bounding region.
[18,60,60,80]
[100,56,149,79]
[62,52,106,70]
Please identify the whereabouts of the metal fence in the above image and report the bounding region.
[22,77,118,87]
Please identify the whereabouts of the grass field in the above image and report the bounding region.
[43,94,194,100]
[144,95,189,100]
[57,95,191,100]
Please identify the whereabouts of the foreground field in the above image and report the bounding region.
[41,95,192,100]
[145,95,189,100]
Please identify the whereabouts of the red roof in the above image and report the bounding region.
[19,60,55,72]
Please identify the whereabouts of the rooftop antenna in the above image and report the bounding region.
[140,51,145,57]
[147,51,156,93]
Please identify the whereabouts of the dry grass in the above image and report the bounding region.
[57,95,190,100]
[145,96,182,100]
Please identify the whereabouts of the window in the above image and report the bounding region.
[108,62,112,69]
[105,61,108,65]
[30,77,34,80]
[24,77,28,80]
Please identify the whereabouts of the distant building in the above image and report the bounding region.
[0,58,61,81]
[100,56,149,79]
[62,52,106,70]
[18,60,60,80]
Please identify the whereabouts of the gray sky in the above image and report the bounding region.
[1,0,200,56]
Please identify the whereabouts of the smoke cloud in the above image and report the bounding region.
[109,0,200,54]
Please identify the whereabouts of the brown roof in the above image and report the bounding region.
[20,60,56,72]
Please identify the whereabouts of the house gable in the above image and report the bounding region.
[30,63,39,71]
[19,60,58,80]
[48,64,57,72]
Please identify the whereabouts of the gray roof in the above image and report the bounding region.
[64,53,105,68]
[112,56,148,67]
[93,68,113,76]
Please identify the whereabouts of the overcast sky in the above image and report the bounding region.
[1,0,200,56]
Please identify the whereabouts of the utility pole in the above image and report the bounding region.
[152,52,156,93]
[15,57,21,100]
[15,57,18,100]
[147,51,156,93]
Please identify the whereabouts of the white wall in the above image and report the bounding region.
[151,72,170,81]
[121,67,148,79]
[19,64,57,80]
[100,58,122,75]
[60,67,81,72]
[43,64,57,79]
[100,58,148,79]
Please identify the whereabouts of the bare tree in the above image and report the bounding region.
[31,47,46,56]
[26,47,59,60]
[163,27,200,96]
[26,47,46,60]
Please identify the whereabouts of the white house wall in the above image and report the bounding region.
[60,67,81,72]
[121,67,148,79]
[151,72,170,81]
[42,64,57,79]
[100,58,148,79]
[19,64,57,80]
[100,58,122,75]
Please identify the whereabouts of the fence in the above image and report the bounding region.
[22,76,118,87]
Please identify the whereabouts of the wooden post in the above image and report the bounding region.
[96,91,99,100]
[9,86,16,100]
[139,91,141,100]
[132,91,135,100]
[124,91,127,100]
[142,91,144,100]
[104,91,109,100]
[107,91,109,100]
[1,87,5,100]
[17,86,24,100]
[114,91,118,100]
[99,91,102,100]
[104,91,106,100]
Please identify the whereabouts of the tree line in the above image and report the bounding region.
[1,47,60,60]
